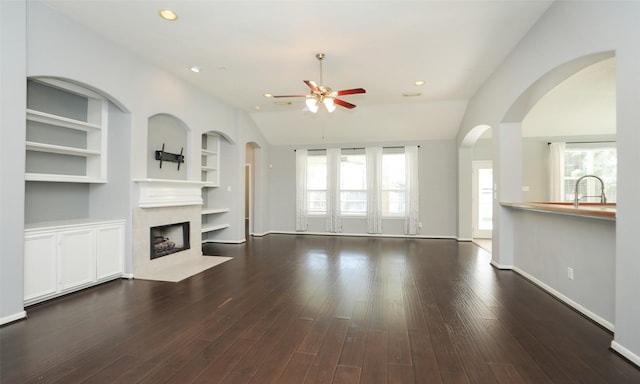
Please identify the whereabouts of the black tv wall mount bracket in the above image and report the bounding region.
[155,143,184,170]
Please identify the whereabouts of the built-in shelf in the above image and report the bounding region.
[25,173,106,183]
[27,109,101,132]
[26,141,101,157]
[25,78,108,183]
[201,133,219,187]
[201,132,228,241]
[202,208,230,215]
[201,223,230,233]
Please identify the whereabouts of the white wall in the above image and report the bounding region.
[0,0,27,324]
[457,1,640,365]
[268,139,458,238]
[511,209,616,329]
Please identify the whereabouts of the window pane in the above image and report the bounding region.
[382,153,405,190]
[340,191,366,213]
[340,154,366,214]
[563,147,616,202]
[382,153,405,214]
[307,156,326,190]
[382,190,405,215]
[308,191,326,213]
[340,155,366,189]
[307,155,327,214]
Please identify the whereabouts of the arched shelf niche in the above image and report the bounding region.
[147,113,190,180]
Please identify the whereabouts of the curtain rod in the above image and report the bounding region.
[295,145,419,152]
[547,141,616,145]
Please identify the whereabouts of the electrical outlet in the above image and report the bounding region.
[568,267,574,280]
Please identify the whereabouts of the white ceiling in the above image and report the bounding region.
[43,0,554,145]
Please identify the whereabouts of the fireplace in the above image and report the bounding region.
[150,221,190,259]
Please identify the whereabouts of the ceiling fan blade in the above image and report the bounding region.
[272,94,307,98]
[336,88,366,96]
[304,80,320,92]
[334,98,356,109]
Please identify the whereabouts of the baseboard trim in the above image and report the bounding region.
[266,230,457,240]
[202,238,246,244]
[611,340,640,368]
[490,260,513,270]
[512,266,614,332]
[1,310,27,326]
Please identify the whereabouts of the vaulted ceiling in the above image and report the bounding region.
[44,0,554,145]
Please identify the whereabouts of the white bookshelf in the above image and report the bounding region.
[25,78,108,183]
[201,133,229,238]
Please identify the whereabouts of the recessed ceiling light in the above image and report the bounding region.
[414,80,425,86]
[263,93,273,98]
[190,66,200,73]
[159,9,178,21]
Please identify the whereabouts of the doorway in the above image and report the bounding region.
[472,160,493,239]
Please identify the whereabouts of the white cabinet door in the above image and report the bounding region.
[96,225,124,280]
[59,229,95,291]
[24,233,58,302]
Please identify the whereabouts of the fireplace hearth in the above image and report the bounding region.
[150,222,190,259]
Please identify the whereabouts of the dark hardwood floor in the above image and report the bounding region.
[2,234,639,383]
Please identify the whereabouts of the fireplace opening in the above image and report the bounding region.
[150,221,190,259]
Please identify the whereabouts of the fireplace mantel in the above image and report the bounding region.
[134,179,205,208]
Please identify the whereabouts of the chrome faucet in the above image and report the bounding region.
[573,175,607,207]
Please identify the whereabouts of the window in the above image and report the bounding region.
[382,152,406,215]
[340,153,366,214]
[307,154,327,214]
[301,147,413,217]
[563,145,616,202]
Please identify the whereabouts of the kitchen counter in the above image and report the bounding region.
[500,202,616,220]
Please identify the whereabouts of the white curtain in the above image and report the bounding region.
[404,145,420,235]
[549,142,565,202]
[295,149,308,231]
[325,148,342,232]
[366,147,383,234]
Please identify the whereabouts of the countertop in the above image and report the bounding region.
[500,202,616,220]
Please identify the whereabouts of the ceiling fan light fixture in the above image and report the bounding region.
[305,96,319,113]
[323,97,336,113]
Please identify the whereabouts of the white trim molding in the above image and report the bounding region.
[611,341,640,368]
[490,260,514,270]
[513,266,614,332]
[1,310,27,326]
[134,179,205,208]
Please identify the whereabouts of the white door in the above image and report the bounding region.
[472,161,493,239]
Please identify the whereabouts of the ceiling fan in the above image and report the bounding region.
[271,53,366,113]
